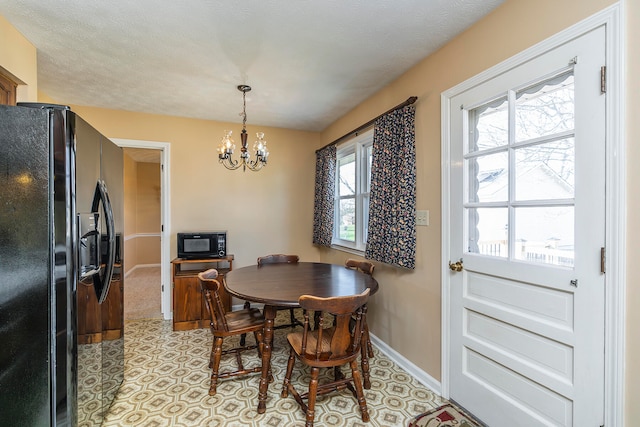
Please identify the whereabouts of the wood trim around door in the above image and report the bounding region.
[0,72,17,105]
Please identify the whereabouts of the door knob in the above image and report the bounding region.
[449,259,464,272]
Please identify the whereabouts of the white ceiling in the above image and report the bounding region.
[122,147,161,164]
[0,0,503,132]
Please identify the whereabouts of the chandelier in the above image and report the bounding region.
[218,85,269,171]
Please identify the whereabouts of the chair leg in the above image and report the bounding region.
[305,367,320,427]
[350,359,370,422]
[209,336,224,396]
[360,323,371,389]
[239,301,251,346]
[334,366,344,381]
[281,348,296,398]
[361,305,374,358]
[254,330,262,358]
[208,338,215,369]
[364,323,374,358]
[289,309,296,327]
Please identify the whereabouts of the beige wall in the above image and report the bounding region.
[136,162,161,234]
[135,237,160,265]
[134,162,161,266]
[123,152,138,273]
[0,15,37,101]
[123,153,138,237]
[65,105,322,268]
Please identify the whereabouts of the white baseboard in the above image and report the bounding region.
[124,263,162,278]
[123,233,161,241]
[368,332,442,395]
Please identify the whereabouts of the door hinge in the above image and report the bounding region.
[161,224,164,232]
[162,284,164,292]
[600,66,606,94]
[601,247,606,273]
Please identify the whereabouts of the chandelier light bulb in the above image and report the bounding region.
[253,132,269,157]
[218,130,236,158]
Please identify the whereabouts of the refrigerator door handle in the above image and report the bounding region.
[91,180,116,303]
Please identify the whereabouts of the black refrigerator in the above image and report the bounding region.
[0,103,124,426]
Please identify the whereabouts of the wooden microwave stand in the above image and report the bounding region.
[171,255,233,331]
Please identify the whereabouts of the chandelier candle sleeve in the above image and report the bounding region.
[218,85,269,172]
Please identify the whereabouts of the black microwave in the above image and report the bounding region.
[177,232,227,259]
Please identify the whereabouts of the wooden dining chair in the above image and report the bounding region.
[345,259,375,389]
[198,269,265,396]
[281,289,370,427]
[255,254,304,329]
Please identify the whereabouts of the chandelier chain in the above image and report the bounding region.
[242,89,247,130]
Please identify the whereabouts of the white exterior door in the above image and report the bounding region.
[447,26,606,426]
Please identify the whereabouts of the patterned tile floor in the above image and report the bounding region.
[103,311,445,426]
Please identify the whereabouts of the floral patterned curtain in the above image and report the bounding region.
[365,105,416,269]
[312,145,336,246]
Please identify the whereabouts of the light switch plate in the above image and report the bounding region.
[416,210,429,226]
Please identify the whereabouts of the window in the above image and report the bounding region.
[466,71,576,267]
[333,129,373,251]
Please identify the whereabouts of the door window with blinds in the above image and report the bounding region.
[466,71,575,267]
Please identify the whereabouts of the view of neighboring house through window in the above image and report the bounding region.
[467,71,575,267]
[334,129,373,251]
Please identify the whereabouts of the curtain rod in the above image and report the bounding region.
[316,96,417,153]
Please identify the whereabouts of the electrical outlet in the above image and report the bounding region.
[416,210,429,226]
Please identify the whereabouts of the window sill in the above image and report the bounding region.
[330,244,365,257]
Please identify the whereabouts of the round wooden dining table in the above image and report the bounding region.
[224,262,379,414]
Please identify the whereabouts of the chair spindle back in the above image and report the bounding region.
[257,254,300,265]
[297,289,369,361]
[345,259,374,276]
[198,269,229,332]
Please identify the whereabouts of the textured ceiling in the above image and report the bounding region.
[123,147,161,164]
[0,0,503,132]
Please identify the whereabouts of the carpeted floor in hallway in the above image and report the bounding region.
[124,266,163,321]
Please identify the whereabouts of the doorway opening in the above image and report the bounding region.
[113,139,171,320]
